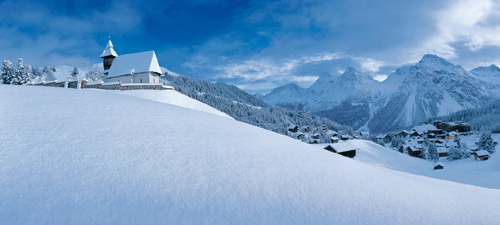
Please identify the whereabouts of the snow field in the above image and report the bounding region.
[1,85,500,224]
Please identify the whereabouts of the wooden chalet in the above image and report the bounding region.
[407,145,423,157]
[288,125,299,133]
[330,136,339,143]
[340,134,353,141]
[383,134,392,143]
[473,150,490,160]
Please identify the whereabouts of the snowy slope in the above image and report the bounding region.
[1,85,500,224]
[109,89,232,119]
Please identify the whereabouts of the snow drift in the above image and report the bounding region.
[1,85,500,224]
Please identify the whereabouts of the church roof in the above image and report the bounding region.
[100,39,118,58]
[105,51,162,79]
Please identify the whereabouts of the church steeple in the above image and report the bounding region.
[100,36,118,70]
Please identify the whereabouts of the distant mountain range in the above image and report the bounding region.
[260,54,500,133]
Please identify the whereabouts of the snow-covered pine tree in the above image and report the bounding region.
[1,60,13,84]
[478,131,495,154]
[427,143,439,162]
[13,58,25,84]
[33,67,42,78]
[23,64,33,83]
[43,66,56,81]
[391,136,404,152]
[461,141,470,158]
[454,136,470,159]
[447,146,461,161]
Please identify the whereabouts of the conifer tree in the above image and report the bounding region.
[478,131,495,154]
[1,60,13,84]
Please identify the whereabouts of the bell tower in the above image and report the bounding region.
[100,36,118,71]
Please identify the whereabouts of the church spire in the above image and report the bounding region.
[100,36,118,70]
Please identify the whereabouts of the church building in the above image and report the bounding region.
[100,38,163,83]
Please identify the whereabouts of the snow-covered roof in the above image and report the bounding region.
[105,51,162,79]
[100,39,118,58]
[330,142,359,153]
[412,124,438,135]
[475,150,490,156]
[437,147,448,153]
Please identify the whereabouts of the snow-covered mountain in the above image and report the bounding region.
[369,54,498,132]
[262,67,380,112]
[470,64,500,85]
[2,85,500,224]
[261,54,500,133]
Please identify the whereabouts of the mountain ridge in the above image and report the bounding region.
[260,54,500,133]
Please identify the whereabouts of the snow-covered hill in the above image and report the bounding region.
[261,55,500,133]
[1,85,500,224]
[112,89,232,119]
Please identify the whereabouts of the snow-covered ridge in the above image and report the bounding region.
[1,85,500,224]
[110,89,233,119]
[261,54,500,133]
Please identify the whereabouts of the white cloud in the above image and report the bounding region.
[354,57,385,73]
[407,0,500,62]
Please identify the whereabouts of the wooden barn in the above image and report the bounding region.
[324,142,358,158]
[434,163,444,170]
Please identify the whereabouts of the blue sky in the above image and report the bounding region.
[2,0,500,93]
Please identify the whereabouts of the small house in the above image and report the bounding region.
[359,131,370,139]
[341,134,353,141]
[330,137,339,143]
[324,142,358,158]
[294,132,305,140]
[375,134,385,143]
[404,140,423,157]
[300,126,310,133]
[309,139,319,144]
[437,147,448,157]
[446,132,457,140]
[395,130,409,138]
[473,150,490,160]
[288,125,299,133]
[434,163,444,170]
[383,134,392,143]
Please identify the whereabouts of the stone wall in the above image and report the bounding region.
[30,80,174,91]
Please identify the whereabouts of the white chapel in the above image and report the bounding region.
[100,38,163,84]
